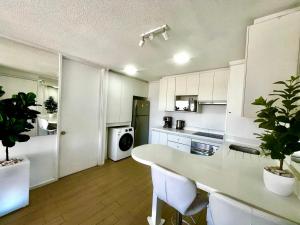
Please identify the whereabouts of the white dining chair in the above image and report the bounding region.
[207,192,297,225]
[151,164,208,225]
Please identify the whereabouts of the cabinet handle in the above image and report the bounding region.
[61,131,66,135]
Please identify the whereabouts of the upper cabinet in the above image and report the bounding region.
[243,10,300,117]
[198,69,229,103]
[107,72,148,124]
[227,60,245,116]
[175,72,199,96]
[198,71,214,102]
[159,76,175,111]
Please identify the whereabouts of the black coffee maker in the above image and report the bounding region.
[163,116,172,128]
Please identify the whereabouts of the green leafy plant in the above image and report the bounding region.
[0,86,40,161]
[44,96,57,114]
[252,75,300,170]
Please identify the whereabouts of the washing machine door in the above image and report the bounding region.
[119,133,134,151]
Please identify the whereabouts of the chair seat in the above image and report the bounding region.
[184,192,208,216]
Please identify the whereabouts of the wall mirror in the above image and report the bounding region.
[0,36,59,187]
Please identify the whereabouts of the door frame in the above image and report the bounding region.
[56,55,108,178]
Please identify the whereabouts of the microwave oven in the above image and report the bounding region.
[175,99,197,112]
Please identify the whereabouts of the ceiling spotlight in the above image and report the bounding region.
[138,24,169,47]
[173,52,191,65]
[124,65,137,76]
[139,38,145,47]
[162,30,168,40]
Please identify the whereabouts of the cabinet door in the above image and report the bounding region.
[166,77,176,111]
[158,77,168,111]
[198,71,214,102]
[151,131,160,144]
[213,69,229,102]
[132,79,148,97]
[186,73,200,95]
[119,76,133,123]
[244,11,300,117]
[227,62,245,116]
[175,76,187,95]
[159,132,168,145]
[107,72,122,123]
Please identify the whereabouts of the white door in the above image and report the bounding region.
[59,58,100,177]
[198,71,214,102]
[213,69,229,102]
[186,73,200,95]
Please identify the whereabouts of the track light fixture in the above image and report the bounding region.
[139,24,169,47]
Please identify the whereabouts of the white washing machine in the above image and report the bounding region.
[108,127,134,161]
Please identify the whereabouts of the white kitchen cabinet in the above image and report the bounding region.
[198,71,214,102]
[175,76,187,95]
[158,77,168,111]
[166,76,175,111]
[167,134,191,146]
[175,72,199,96]
[186,73,200,95]
[243,10,300,117]
[213,69,229,102]
[107,73,122,124]
[159,76,175,111]
[107,72,148,124]
[151,130,168,145]
[151,131,160,144]
[227,60,245,116]
[159,132,168,145]
[167,141,190,153]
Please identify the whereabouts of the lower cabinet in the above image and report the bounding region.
[167,141,190,153]
[151,130,168,145]
[151,130,191,153]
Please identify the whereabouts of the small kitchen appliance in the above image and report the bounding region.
[176,120,185,130]
[163,116,173,128]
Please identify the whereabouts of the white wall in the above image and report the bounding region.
[148,81,226,139]
[0,135,57,188]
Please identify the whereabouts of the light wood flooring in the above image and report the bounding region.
[0,158,207,225]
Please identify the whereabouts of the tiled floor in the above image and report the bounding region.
[0,158,207,225]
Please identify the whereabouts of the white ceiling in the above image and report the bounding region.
[0,0,299,81]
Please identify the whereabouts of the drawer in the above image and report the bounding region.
[168,134,191,146]
[168,141,191,153]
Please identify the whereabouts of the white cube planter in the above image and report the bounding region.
[0,158,30,217]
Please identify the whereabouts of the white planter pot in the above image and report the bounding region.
[263,167,295,196]
[0,157,30,217]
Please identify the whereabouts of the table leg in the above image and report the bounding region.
[147,192,165,225]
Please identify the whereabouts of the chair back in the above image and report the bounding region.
[151,164,197,215]
[207,193,297,225]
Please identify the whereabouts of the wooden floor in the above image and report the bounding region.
[0,158,207,225]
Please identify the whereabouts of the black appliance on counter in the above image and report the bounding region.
[163,116,173,128]
[176,120,185,130]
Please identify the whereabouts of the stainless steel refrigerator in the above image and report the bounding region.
[132,99,150,147]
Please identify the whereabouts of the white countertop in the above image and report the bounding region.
[151,127,224,144]
[132,143,300,224]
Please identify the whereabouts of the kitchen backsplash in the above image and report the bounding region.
[164,105,226,132]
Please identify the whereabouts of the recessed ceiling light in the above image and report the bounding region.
[173,52,191,65]
[124,65,137,76]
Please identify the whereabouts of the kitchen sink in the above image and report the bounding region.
[229,144,260,155]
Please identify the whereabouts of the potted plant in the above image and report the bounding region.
[0,86,40,216]
[252,75,300,196]
[44,96,57,116]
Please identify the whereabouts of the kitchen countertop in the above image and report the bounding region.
[151,127,224,144]
[132,143,300,224]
